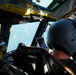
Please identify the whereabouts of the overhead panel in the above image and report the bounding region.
[48,0,76,20]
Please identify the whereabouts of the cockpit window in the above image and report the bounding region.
[7,22,39,52]
[33,0,52,7]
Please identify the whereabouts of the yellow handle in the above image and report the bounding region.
[64,66,75,75]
